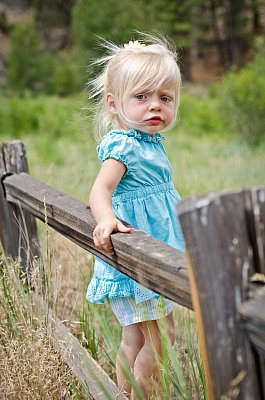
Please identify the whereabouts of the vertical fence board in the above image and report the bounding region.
[177,190,261,399]
[240,286,265,398]
[0,141,41,279]
[245,188,265,275]
[0,150,20,256]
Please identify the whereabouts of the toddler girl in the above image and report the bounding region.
[86,33,185,399]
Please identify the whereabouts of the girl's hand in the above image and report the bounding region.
[93,217,131,253]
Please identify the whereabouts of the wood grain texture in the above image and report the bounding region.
[0,149,19,256]
[0,141,41,273]
[3,172,191,308]
[240,286,265,353]
[240,287,265,400]
[177,189,262,399]
[245,188,265,275]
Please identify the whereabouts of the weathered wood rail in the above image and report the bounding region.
[0,140,265,399]
[2,172,191,308]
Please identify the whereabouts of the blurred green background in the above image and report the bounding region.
[0,0,265,199]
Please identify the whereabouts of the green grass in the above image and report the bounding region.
[166,130,265,196]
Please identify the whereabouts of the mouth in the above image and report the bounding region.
[146,116,163,125]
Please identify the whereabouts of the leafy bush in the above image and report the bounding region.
[47,53,83,96]
[218,45,265,145]
[7,22,82,96]
[7,22,49,93]
[0,95,83,138]
[178,91,223,137]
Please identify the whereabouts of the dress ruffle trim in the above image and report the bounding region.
[97,152,128,167]
[86,277,160,304]
[109,129,165,143]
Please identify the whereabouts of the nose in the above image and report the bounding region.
[149,96,161,111]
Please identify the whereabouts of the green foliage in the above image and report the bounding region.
[145,0,196,47]
[218,45,265,145]
[33,0,73,25]
[7,22,49,93]
[7,21,82,96]
[179,91,223,137]
[0,94,82,139]
[46,53,83,96]
[71,0,198,59]
[72,0,139,55]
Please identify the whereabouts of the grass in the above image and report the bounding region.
[0,91,264,398]
[0,248,84,399]
[167,130,265,196]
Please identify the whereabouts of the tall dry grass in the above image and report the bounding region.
[0,246,85,399]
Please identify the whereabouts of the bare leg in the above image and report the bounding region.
[116,324,144,396]
[132,312,175,399]
[161,311,176,346]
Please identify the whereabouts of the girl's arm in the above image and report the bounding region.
[89,158,131,253]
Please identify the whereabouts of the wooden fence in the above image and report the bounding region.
[0,140,264,399]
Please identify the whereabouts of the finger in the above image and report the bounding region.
[99,244,114,253]
[93,227,111,245]
[116,221,132,233]
[94,236,113,253]
[93,230,100,247]
[95,244,114,254]
[93,227,115,253]
[98,231,114,253]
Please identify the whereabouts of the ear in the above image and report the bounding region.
[106,93,117,115]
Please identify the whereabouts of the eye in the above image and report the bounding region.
[136,94,147,100]
[161,95,171,103]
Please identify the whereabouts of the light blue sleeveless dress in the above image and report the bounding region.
[86,129,185,326]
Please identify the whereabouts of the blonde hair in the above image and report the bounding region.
[88,33,181,141]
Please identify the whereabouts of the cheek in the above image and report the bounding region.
[166,106,175,120]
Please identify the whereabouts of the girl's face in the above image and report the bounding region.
[122,81,176,134]
[107,81,177,135]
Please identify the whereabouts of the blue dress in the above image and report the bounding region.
[86,129,185,309]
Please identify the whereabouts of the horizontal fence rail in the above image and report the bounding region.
[3,172,191,309]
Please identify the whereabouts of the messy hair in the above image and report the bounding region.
[87,33,181,141]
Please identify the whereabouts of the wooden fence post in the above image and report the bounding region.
[0,141,42,282]
[177,189,262,400]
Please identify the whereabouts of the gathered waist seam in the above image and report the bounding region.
[112,181,175,205]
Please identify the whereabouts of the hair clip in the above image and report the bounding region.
[124,40,146,49]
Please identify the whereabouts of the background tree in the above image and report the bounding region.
[71,0,200,79]
[3,0,265,95]
[7,22,49,93]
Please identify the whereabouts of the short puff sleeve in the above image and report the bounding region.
[97,131,137,172]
